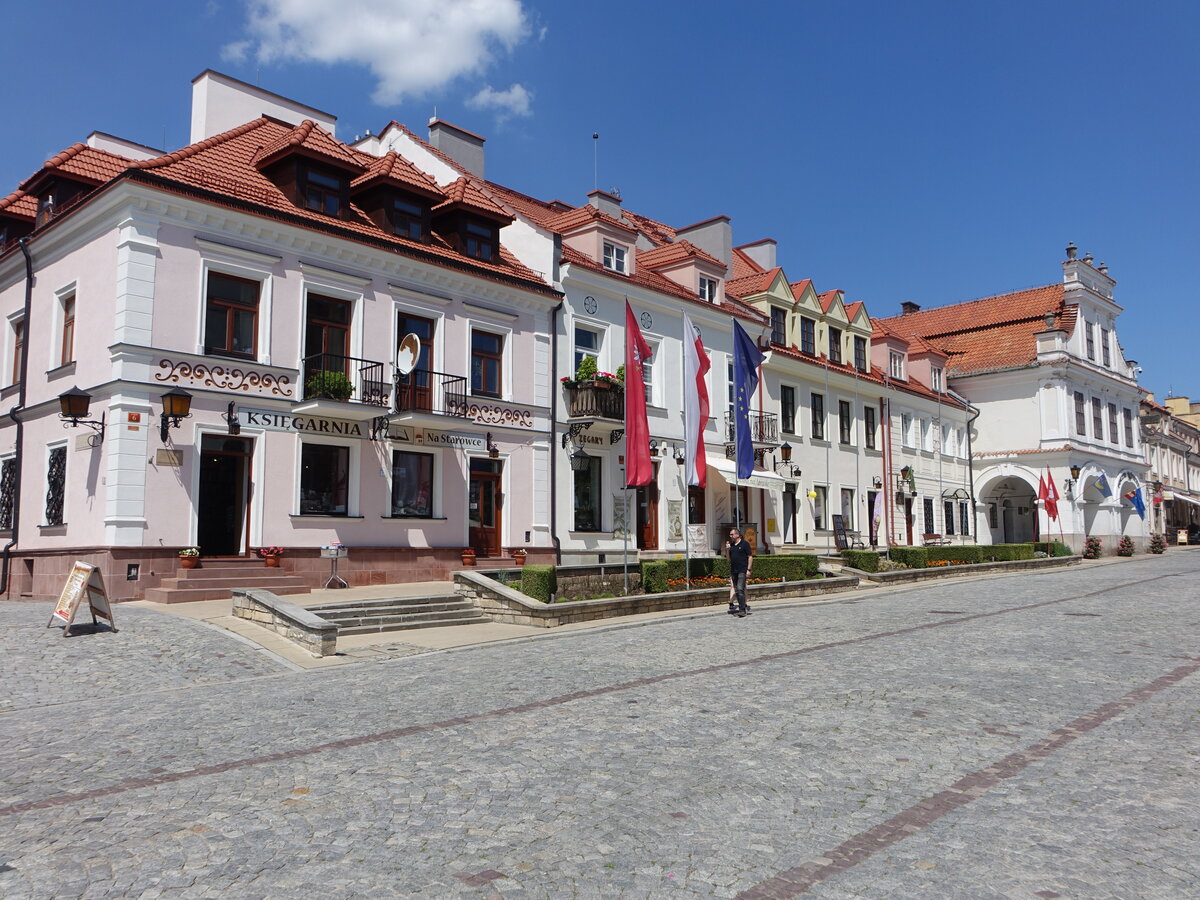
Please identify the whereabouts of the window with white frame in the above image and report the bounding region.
[574,324,601,375]
[45,444,66,527]
[931,367,943,392]
[810,393,825,441]
[840,488,855,530]
[921,418,933,452]
[941,423,953,456]
[1123,408,1134,448]
[864,405,877,450]
[854,336,868,372]
[781,385,796,435]
[828,327,843,364]
[391,450,434,517]
[959,500,971,536]
[1085,322,1095,360]
[642,339,658,405]
[300,442,350,516]
[1101,328,1111,366]
[9,316,24,385]
[699,276,718,302]
[944,500,956,535]
[602,242,627,273]
[812,485,828,530]
[889,350,905,380]
[838,400,852,445]
[59,289,75,367]
[901,412,914,448]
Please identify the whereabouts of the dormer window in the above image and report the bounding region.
[392,197,426,241]
[854,336,868,372]
[770,307,787,345]
[699,276,718,302]
[828,327,843,364]
[302,167,345,216]
[889,351,906,380]
[931,367,943,391]
[800,317,816,355]
[465,221,496,261]
[603,242,626,273]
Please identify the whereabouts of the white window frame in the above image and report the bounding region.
[6,310,25,387]
[699,276,718,302]
[602,242,627,274]
[642,338,659,407]
[931,367,943,392]
[198,261,274,365]
[52,281,78,370]
[469,323,513,400]
[889,350,905,380]
[299,276,366,373]
[42,438,69,528]
[573,322,603,375]
[388,445,441,519]
[901,412,914,448]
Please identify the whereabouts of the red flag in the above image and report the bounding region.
[624,301,654,487]
[1038,473,1047,503]
[1044,467,1059,521]
[682,313,709,487]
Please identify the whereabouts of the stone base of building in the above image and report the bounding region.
[1,546,539,603]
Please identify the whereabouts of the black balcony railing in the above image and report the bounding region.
[723,411,779,444]
[301,353,389,406]
[564,382,625,420]
[395,368,468,418]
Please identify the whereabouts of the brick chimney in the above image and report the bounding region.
[587,189,623,219]
[901,301,921,315]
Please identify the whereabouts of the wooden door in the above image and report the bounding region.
[636,468,659,550]
[468,459,502,557]
[904,497,914,545]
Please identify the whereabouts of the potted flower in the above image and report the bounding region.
[574,355,598,384]
[1082,535,1102,559]
[304,370,355,402]
[1117,535,1134,557]
[460,547,477,567]
[178,547,200,569]
[512,548,528,566]
[1149,533,1166,554]
[594,371,620,390]
[256,546,286,567]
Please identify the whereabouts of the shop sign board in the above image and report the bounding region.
[420,430,487,450]
[237,408,412,443]
[48,562,116,636]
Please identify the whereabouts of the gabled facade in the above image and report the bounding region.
[878,246,1149,548]
[1141,395,1200,539]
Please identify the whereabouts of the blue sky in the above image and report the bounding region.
[3,1,1196,398]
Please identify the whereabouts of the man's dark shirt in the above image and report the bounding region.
[728,539,753,575]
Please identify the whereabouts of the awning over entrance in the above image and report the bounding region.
[1167,492,1200,509]
[710,458,786,492]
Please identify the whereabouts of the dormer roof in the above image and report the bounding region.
[547,203,636,236]
[637,239,725,273]
[351,151,444,200]
[431,176,513,224]
[19,143,131,194]
[253,119,365,173]
[0,190,37,220]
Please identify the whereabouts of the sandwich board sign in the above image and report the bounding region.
[48,561,116,636]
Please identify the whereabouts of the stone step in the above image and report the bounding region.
[306,596,462,613]
[314,605,481,626]
[162,575,312,589]
[143,584,312,604]
[336,615,490,635]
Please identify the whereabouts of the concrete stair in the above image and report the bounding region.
[307,594,488,634]
[143,558,312,604]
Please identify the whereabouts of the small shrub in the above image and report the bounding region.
[1117,535,1134,557]
[889,546,928,569]
[1082,536,1102,559]
[840,549,880,572]
[927,545,985,565]
[641,561,670,594]
[1149,533,1166,554]
[753,555,820,580]
[520,564,556,603]
[575,354,598,381]
[305,370,354,401]
[985,543,1035,562]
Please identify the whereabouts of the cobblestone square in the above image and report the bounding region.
[1,552,1197,898]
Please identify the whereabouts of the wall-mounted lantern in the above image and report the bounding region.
[159,388,192,443]
[58,386,106,447]
[486,432,499,459]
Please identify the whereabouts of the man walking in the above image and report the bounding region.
[727,527,753,617]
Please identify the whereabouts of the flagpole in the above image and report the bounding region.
[682,318,691,588]
[623,487,629,594]
[731,316,741,534]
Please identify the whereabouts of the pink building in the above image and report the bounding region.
[0,72,559,602]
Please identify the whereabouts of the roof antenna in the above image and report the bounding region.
[593,132,599,191]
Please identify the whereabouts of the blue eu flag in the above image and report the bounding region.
[732,319,765,479]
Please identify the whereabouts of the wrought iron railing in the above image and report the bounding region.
[395,368,468,418]
[301,353,389,407]
[564,382,625,420]
[723,411,779,444]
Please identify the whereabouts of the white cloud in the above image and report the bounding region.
[221,40,251,63]
[225,0,529,104]
[466,83,532,119]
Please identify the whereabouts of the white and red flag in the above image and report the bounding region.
[1044,467,1060,521]
[624,300,654,487]
[682,313,710,487]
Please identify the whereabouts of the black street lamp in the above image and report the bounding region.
[159,388,193,443]
[57,386,105,446]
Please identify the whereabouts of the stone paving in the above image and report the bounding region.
[0,551,1197,897]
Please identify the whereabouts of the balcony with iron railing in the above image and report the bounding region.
[723,411,780,446]
[294,352,390,420]
[564,381,625,421]
[395,369,469,419]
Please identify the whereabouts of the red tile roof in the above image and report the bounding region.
[621,210,678,247]
[0,190,37,219]
[725,267,782,299]
[637,239,725,272]
[432,176,513,224]
[875,284,1069,376]
[731,246,764,280]
[483,180,563,229]
[844,301,864,320]
[790,279,812,302]
[817,289,843,313]
[547,203,636,235]
[19,143,131,192]
[351,151,444,199]
[254,119,364,173]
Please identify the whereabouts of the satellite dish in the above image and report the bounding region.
[397,333,421,375]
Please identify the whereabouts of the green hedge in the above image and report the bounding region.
[889,546,928,568]
[985,543,1035,561]
[1034,541,1073,557]
[520,564,557,603]
[840,549,880,572]
[639,554,820,593]
[926,545,985,564]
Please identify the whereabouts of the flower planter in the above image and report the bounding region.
[264,556,281,568]
[179,556,199,570]
[513,552,527,566]
[461,551,477,567]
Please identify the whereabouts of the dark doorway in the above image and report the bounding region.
[197,436,254,556]
[903,496,914,546]
[469,458,502,557]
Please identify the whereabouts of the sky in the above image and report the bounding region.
[2,0,1197,398]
